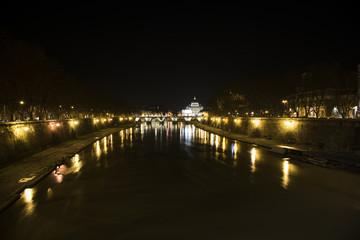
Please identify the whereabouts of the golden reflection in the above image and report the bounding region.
[215,135,220,149]
[54,171,63,183]
[109,134,113,150]
[96,140,101,158]
[22,188,36,215]
[24,188,33,203]
[47,188,54,199]
[204,131,207,144]
[179,126,182,143]
[140,125,144,138]
[282,159,290,189]
[222,138,226,152]
[250,147,256,173]
[120,130,124,142]
[52,165,67,182]
[104,136,107,153]
[71,154,82,173]
[74,154,79,164]
[210,133,214,146]
[281,158,297,189]
[232,142,239,158]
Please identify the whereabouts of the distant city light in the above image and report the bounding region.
[252,119,260,127]
[283,120,296,130]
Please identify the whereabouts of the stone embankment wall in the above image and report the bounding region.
[0,118,131,166]
[202,117,360,152]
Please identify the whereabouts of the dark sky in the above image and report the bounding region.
[1,4,359,108]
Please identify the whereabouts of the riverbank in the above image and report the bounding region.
[194,122,360,170]
[0,124,134,213]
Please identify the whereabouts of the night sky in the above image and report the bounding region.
[1,4,359,108]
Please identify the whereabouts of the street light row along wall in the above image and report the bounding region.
[202,117,360,152]
[0,118,131,167]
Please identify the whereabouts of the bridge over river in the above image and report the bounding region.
[134,115,202,123]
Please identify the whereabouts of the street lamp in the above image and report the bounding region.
[18,101,25,121]
[282,100,288,117]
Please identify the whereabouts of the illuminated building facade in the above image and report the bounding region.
[287,71,359,118]
[181,97,204,117]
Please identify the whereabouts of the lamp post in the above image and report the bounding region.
[19,100,25,121]
[282,100,288,117]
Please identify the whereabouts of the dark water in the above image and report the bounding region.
[1,122,360,239]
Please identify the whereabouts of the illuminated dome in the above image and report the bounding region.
[182,96,203,117]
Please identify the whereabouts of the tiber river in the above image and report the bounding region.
[1,122,360,239]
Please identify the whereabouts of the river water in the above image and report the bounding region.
[1,122,360,239]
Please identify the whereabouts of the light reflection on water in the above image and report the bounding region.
[215,135,219,149]
[70,154,82,173]
[231,142,239,159]
[250,147,257,173]
[222,138,226,152]
[21,122,298,217]
[24,188,33,203]
[46,188,53,200]
[96,140,101,158]
[22,188,36,215]
[283,159,290,189]
[282,158,297,190]
[9,121,360,239]
[92,124,295,190]
[104,136,107,154]
[109,134,113,151]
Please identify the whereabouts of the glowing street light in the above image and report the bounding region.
[282,100,288,117]
[19,101,24,105]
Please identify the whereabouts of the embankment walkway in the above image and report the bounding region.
[194,123,360,170]
[0,124,133,212]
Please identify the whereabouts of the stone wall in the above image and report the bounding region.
[0,118,131,166]
[203,117,360,152]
